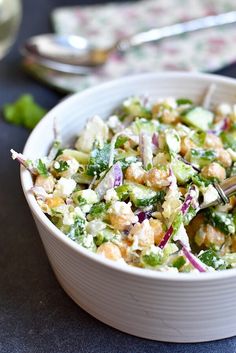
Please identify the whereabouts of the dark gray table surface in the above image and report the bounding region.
[1,0,236,352]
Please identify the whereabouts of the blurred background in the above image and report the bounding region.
[2,0,236,100]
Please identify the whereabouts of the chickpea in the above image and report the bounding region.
[35,174,55,193]
[195,224,225,248]
[152,98,177,122]
[216,148,232,168]
[215,103,231,120]
[152,103,161,117]
[52,155,79,178]
[108,202,138,231]
[125,163,146,184]
[204,224,225,248]
[97,242,122,261]
[180,137,195,156]
[230,196,236,208]
[153,152,169,167]
[231,235,236,252]
[118,239,133,262]
[178,187,187,196]
[129,219,154,248]
[46,196,65,208]
[186,214,205,240]
[204,133,223,149]
[161,110,179,124]
[144,168,169,190]
[149,218,165,245]
[201,162,226,182]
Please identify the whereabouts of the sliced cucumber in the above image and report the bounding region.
[172,159,197,184]
[220,130,236,151]
[187,148,217,168]
[182,107,214,131]
[125,182,165,207]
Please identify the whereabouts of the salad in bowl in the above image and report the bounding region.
[12,91,236,273]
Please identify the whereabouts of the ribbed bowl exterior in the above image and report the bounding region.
[21,73,236,342]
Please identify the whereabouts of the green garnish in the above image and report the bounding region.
[207,209,235,235]
[89,202,109,220]
[37,159,48,177]
[198,249,227,270]
[142,251,163,267]
[54,160,69,172]
[115,136,129,148]
[188,148,217,168]
[176,98,193,106]
[87,143,111,176]
[67,218,86,241]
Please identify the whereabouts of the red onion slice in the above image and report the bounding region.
[158,225,174,249]
[158,185,197,249]
[11,149,37,175]
[152,132,159,147]
[95,162,123,200]
[179,240,206,272]
[207,117,230,135]
[178,156,200,173]
[135,210,152,223]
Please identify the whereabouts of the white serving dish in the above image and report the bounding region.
[21,72,236,343]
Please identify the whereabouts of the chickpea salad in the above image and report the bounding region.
[12,94,236,273]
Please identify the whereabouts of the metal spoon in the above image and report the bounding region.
[200,176,236,210]
[23,11,236,70]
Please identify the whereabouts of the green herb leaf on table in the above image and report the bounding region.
[3,94,46,129]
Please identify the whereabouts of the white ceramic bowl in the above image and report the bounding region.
[21,72,236,343]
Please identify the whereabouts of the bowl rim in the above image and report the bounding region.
[21,71,236,282]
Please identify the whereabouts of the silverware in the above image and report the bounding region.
[22,11,236,72]
[200,176,236,209]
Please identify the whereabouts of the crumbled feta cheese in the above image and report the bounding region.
[63,210,75,226]
[201,185,219,208]
[54,177,76,198]
[107,115,123,133]
[74,207,86,219]
[145,244,163,256]
[54,161,60,169]
[216,103,231,116]
[79,189,98,204]
[128,162,144,179]
[159,266,179,273]
[64,158,79,177]
[104,188,119,202]
[157,97,177,109]
[81,205,92,213]
[108,201,133,216]
[173,223,190,249]
[75,115,108,152]
[87,220,106,236]
[83,233,95,248]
